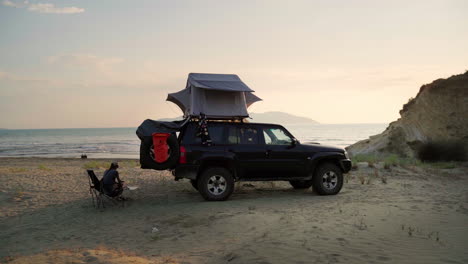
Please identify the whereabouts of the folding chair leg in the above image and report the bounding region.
[92,191,125,209]
[99,194,105,209]
[89,188,94,208]
[90,188,99,209]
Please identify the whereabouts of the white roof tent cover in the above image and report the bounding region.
[167,73,262,119]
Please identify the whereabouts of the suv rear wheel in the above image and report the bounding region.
[312,163,343,195]
[197,167,234,201]
[289,180,313,189]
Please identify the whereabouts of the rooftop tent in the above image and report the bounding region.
[167,73,262,119]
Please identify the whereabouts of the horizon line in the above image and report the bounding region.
[0,122,389,130]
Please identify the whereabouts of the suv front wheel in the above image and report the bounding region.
[197,167,235,201]
[312,163,343,195]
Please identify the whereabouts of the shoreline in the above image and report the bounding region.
[0,124,388,159]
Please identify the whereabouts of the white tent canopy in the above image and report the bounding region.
[167,73,262,119]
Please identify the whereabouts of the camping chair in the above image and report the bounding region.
[86,169,124,209]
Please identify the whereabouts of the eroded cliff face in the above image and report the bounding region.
[347,72,468,158]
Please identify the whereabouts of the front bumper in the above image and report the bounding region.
[339,159,352,173]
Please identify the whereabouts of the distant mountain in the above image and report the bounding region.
[249,112,319,124]
[156,111,319,124]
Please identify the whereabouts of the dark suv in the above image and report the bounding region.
[172,121,351,201]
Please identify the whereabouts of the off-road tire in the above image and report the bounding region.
[197,167,234,201]
[140,134,179,170]
[312,163,343,195]
[289,180,313,189]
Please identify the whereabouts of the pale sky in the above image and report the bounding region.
[1,0,467,129]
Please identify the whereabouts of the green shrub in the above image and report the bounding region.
[383,154,399,167]
[352,154,379,164]
[38,164,51,171]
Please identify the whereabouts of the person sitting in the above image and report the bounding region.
[102,162,124,198]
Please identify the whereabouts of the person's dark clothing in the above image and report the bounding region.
[103,169,120,185]
[102,169,123,197]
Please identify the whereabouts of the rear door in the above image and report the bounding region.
[227,124,273,178]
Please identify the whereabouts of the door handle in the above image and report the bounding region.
[265,149,272,157]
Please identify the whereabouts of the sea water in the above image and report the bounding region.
[0,124,387,158]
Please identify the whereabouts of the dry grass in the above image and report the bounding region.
[8,167,28,173]
[381,175,388,184]
[344,173,351,183]
[82,160,109,169]
[358,175,366,185]
[120,160,140,168]
[37,164,51,171]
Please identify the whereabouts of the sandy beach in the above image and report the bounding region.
[1,158,467,264]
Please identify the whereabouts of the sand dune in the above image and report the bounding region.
[1,158,467,263]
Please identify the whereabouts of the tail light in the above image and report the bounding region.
[179,146,187,164]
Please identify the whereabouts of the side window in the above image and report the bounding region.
[226,126,238,144]
[238,127,259,144]
[208,126,225,144]
[183,124,225,145]
[262,127,292,145]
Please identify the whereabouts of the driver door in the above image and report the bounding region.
[261,126,306,178]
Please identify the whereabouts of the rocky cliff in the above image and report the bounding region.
[347,71,468,158]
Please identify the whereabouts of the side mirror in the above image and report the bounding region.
[291,138,298,146]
